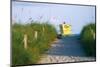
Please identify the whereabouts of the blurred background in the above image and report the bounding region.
[12,1,95,34]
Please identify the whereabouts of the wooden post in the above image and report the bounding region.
[24,34,27,49]
[34,31,38,39]
[43,26,45,32]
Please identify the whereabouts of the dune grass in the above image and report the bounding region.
[12,21,57,66]
[80,23,96,56]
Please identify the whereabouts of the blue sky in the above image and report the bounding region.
[12,1,95,34]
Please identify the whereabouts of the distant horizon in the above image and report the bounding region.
[12,1,96,34]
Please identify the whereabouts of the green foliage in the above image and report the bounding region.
[12,22,57,65]
[80,23,96,56]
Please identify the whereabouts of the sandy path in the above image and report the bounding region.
[38,35,96,64]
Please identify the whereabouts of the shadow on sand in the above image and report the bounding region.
[46,34,87,57]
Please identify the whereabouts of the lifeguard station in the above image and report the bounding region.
[60,22,72,36]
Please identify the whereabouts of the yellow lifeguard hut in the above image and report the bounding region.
[60,22,72,36]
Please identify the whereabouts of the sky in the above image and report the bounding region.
[12,1,96,34]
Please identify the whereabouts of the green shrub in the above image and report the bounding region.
[12,28,32,65]
[12,22,57,65]
[80,23,96,56]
